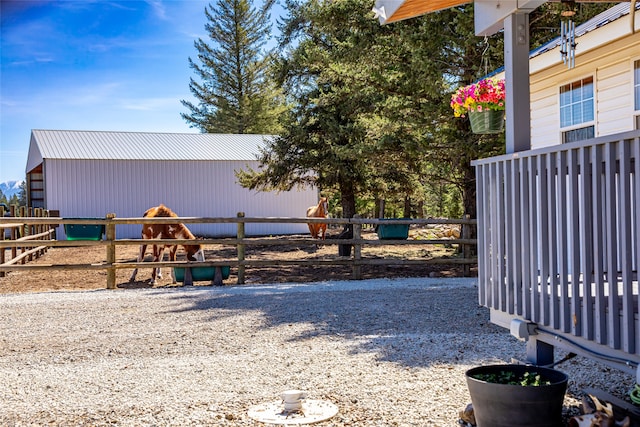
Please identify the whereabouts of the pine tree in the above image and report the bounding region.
[237,0,615,221]
[181,0,285,134]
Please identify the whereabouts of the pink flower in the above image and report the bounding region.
[450,78,506,118]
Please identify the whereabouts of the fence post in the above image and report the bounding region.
[34,208,44,257]
[19,206,28,264]
[352,216,362,280]
[10,204,18,259]
[0,217,5,277]
[105,213,117,289]
[462,214,471,277]
[237,212,245,284]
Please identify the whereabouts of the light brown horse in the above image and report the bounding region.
[129,204,205,284]
[306,197,329,240]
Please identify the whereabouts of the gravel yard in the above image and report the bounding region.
[0,277,635,426]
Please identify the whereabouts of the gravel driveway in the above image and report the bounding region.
[0,278,634,426]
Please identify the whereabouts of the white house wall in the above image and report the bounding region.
[529,85,560,147]
[44,158,319,238]
[596,58,635,136]
[492,8,639,150]
[529,35,639,150]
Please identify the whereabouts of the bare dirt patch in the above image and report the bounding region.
[0,230,474,294]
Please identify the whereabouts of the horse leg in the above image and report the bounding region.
[320,224,327,240]
[150,245,167,285]
[156,245,166,280]
[307,223,317,239]
[129,243,147,282]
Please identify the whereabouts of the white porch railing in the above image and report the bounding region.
[472,130,640,375]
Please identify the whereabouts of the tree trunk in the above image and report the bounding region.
[376,198,385,218]
[403,196,411,218]
[461,159,476,220]
[340,179,356,219]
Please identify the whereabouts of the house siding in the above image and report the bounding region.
[44,158,317,238]
[596,59,634,136]
[529,36,639,149]
[530,85,560,147]
[494,5,639,150]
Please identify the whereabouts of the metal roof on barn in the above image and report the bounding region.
[29,130,272,162]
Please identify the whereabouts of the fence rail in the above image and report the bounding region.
[0,207,55,276]
[1,214,477,288]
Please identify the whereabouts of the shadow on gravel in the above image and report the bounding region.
[167,281,508,368]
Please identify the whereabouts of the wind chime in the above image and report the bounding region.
[559,0,577,69]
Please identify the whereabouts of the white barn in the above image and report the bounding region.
[25,130,319,238]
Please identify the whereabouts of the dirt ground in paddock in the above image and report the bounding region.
[0,230,475,294]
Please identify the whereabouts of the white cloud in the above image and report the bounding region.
[145,0,167,20]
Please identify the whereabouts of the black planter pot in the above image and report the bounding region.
[465,364,569,427]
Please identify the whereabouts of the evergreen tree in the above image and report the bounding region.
[237,0,415,218]
[18,180,27,206]
[237,0,616,221]
[181,0,286,134]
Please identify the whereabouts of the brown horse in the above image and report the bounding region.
[306,197,329,240]
[129,204,205,285]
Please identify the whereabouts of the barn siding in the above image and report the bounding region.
[45,158,318,238]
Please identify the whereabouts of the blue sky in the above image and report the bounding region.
[0,0,281,183]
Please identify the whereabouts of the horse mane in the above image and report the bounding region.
[141,204,198,245]
[143,204,178,218]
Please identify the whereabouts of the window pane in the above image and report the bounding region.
[559,77,594,128]
[635,60,640,111]
[562,126,595,143]
[573,86,582,103]
[572,103,582,125]
[585,126,594,139]
[583,77,593,97]
[583,101,594,122]
[560,106,571,127]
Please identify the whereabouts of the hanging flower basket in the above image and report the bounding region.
[451,77,505,134]
[468,109,505,134]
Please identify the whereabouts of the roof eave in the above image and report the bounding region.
[373,0,472,24]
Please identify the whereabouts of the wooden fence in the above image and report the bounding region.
[0,214,477,288]
[0,206,56,276]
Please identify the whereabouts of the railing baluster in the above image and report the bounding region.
[592,144,608,345]
[578,146,593,341]
[520,156,531,319]
[476,163,489,306]
[618,139,634,353]
[604,142,620,349]
[568,148,582,337]
[510,158,522,316]
[557,150,570,333]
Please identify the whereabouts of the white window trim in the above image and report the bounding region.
[633,57,640,130]
[559,74,595,131]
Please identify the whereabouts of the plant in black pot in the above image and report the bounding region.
[465,364,569,427]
